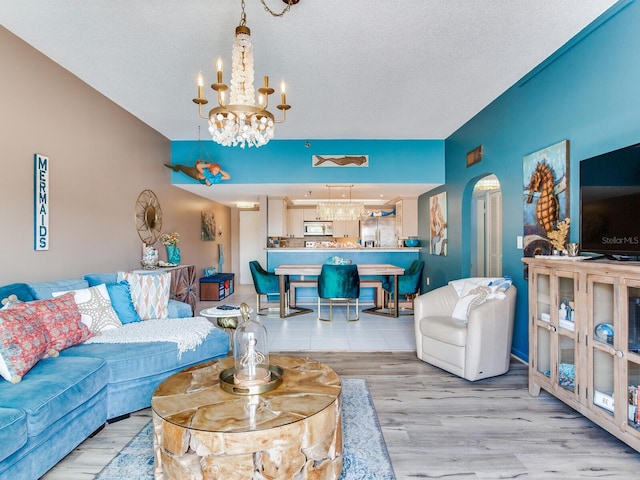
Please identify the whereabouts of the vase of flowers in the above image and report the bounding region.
[161,232,181,265]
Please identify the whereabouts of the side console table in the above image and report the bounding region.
[524,256,640,452]
[132,264,196,315]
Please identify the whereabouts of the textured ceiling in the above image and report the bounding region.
[0,0,618,204]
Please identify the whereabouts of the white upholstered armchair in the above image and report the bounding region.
[414,280,517,381]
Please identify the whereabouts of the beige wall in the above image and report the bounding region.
[0,27,231,285]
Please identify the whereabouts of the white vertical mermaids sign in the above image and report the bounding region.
[34,153,49,251]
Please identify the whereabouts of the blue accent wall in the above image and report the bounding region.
[437,1,640,361]
[169,2,640,363]
[171,139,445,186]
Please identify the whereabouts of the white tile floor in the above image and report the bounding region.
[196,283,416,352]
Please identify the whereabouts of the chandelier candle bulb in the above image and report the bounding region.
[281,81,286,104]
[216,57,223,83]
[196,73,204,99]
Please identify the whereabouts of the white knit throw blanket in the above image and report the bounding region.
[85,317,215,358]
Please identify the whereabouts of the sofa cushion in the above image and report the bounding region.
[28,278,89,300]
[18,293,94,352]
[118,272,171,320]
[0,355,108,437]
[60,328,229,419]
[61,333,220,383]
[106,281,141,324]
[0,308,51,383]
[168,299,192,318]
[0,283,34,304]
[0,407,27,462]
[419,315,468,347]
[54,284,122,333]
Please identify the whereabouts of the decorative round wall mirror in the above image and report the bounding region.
[135,189,163,245]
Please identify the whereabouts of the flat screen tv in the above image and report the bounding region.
[580,142,640,258]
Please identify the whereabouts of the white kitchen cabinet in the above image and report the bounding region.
[267,197,288,237]
[333,219,360,238]
[287,208,304,238]
[303,208,319,221]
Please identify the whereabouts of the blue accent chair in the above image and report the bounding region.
[249,261,288,316]
[382,260,424,314]
[317,264,360,322]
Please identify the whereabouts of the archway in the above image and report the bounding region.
[469,174,502,277]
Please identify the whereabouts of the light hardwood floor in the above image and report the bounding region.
[43,351,640,480]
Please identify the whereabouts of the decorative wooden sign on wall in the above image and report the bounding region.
[466,146,483,167]
[34,153,49,251]
[312,155,369,167]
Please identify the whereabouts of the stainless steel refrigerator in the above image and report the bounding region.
[360,217,397,247]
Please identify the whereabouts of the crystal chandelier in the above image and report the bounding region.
[193,0,293,148]
[317,185,365,221]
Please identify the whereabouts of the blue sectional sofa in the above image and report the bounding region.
[0,274,229,479]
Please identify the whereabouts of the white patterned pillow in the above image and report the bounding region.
[53,283,122,332]
[117,272,170,320]
[451,285,490,322]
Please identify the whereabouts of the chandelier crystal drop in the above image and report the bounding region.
[316,185,365,221]
[193,0,291,148]
[316,202,365,221]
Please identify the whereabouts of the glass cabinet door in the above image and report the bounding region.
[558,334,575,393]
[589,278,616,418]
[532,271,553,382]
[627,362,640,432]
[557,274,576,333]
[627,286,640,355]
[531,269,577,396]
[536,272,551,325]
[626,284,640,434]
[555,272,576,396]
[535,324,551,380]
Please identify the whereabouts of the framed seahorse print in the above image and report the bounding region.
[523,140,570,259]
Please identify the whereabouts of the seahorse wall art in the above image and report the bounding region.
[522,140,570,258]
[526,160,559,233]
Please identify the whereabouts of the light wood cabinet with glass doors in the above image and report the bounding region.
[524,257,640,452]
[528,265,579,408]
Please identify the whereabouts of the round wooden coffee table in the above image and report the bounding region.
[151,354,342,479]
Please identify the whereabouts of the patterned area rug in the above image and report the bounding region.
[96,378,395,479]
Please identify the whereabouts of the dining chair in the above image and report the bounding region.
[317,264,360,322]
[248,260,288,316]
[382,259,424,314]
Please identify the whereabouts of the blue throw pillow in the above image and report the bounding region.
[0,283,35,303]
[84,273,118,287]
[106,281,141,324]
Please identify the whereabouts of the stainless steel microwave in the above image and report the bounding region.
[303,221,333,236]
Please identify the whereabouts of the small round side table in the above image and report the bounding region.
[200,306,250,352]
